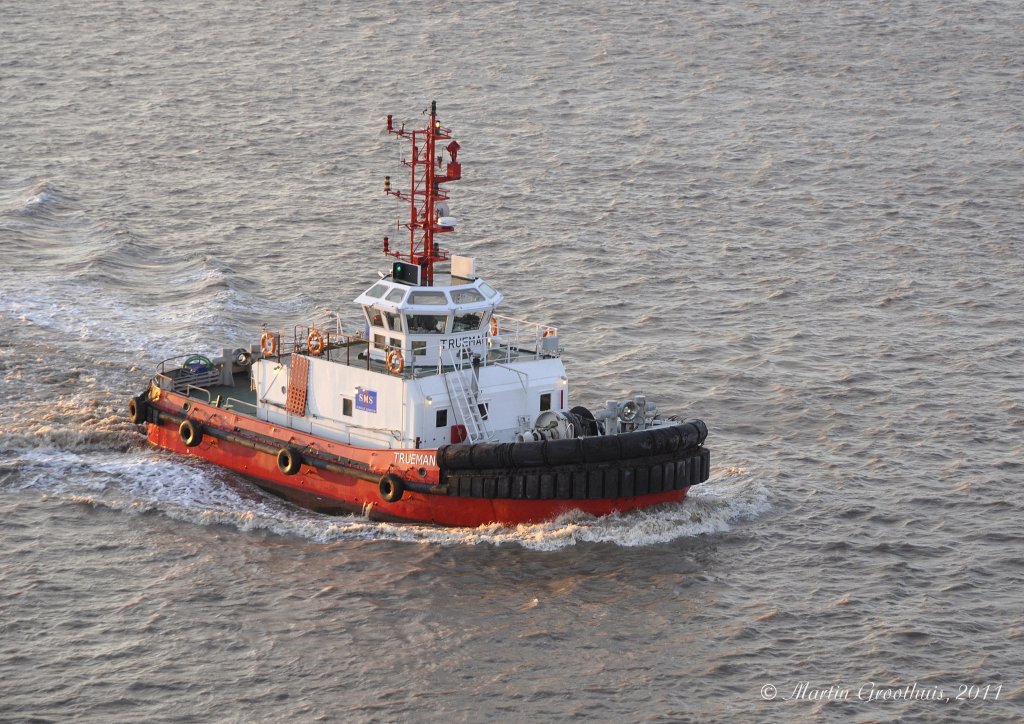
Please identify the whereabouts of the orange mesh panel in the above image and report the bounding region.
[286,355,309,416]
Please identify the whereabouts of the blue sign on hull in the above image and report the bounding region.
[356,389,377,413]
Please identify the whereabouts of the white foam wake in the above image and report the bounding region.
[31,450,768,550]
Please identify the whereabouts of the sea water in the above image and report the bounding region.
[2,1,1022,720]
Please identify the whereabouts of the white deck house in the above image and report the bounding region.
[252,263,567,451]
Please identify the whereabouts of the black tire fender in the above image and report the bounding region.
[619,429,657,459]
[379,474,404,503]
[276,447,302,475]
[128,395,147,425]
[179,419,203,447]
[580,434,620,463]
[470,442,507,469]
[543,437,581,466]
[438,444,474,470]
[689,454,702,486]
[509,440,545,467]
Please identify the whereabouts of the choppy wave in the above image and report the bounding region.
[0,179,67,218]
[0,177,288,361]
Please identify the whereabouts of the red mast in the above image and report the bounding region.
[383,100,461,286]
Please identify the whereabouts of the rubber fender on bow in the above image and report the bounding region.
[633,464,651,496]
[379,474,404,503]
[647,427,674,455]
[688,454,702,486]
[438,421,708,471]
[437,443,474,470]
[618,429,658,459]
[128,395,148,425]
[543,437,582,466]
[683,419,709,447]
[508,440,546,467]
[179,419,203,447]
[580,433,621,463]
[469,442,507,470]
[276,447,302,476]
[618,466,635,497]
[675,456,691,488]
[659,425,684,454]
[661,460,676,490]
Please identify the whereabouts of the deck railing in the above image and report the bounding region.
[486,314,560,364]
[152,312,561,391]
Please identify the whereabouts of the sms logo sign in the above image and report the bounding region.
[356,389,377,413]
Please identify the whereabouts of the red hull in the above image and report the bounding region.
[144,392,690,527]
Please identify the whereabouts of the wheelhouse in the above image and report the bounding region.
[355,276,504,368]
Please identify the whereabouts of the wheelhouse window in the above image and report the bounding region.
[364,306,384,328]
[435,409,448,427]
[409,291,449,305]
[453,312,483,332]
[412,340,427,357]
[407,314,448,334]
[386,288,407,303]
[383,311,403,332]
[452,288,485,304]
[540,392,552,412]
[373,333,386,350]
[342,398,353,417]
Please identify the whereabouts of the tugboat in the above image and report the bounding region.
[127,103,711,527]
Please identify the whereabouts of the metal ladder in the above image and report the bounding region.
[442,349,492,443]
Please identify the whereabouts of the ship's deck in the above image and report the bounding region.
[179,372,259,415]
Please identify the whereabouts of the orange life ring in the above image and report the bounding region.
[307,330,325,356]
[260,331,278,357]
[386,349,405,375]
[489,317,499,336]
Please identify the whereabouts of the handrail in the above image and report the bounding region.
[489,314,559,362]
[184,385,211,402]
[158,353,214,375]
[492,361,530,396]
[223,397,257,413]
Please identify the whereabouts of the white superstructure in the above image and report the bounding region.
[251,265,568,451]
